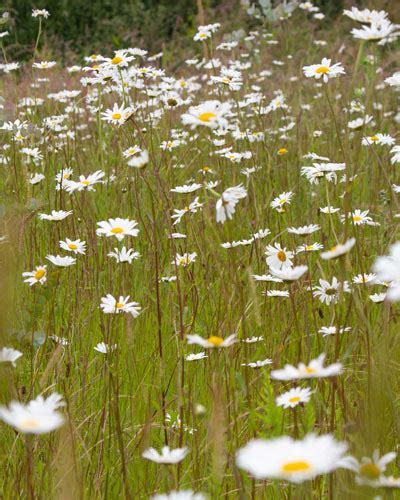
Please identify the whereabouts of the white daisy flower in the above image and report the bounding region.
[0,393,65,434]
[96,218,139,241]
[236,434,349,482]
[276,387,312,408]
[142,446,189,464]
[100,295,141,317]
[271,353,342,380]
[0,347,23,367]
[186,334,237,349]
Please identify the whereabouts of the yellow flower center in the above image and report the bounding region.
[202,166,210,172]
[281,461,311,473]
[305,367,317,374]
[20,418,40,430]
[277,250,287,262]
[80,180,90,186]
[90,54,97,60]
[278,148,288,155]
[34,269,45,280]
[111,227,124,234]
[112,113,122,120]
[198,112,216,122]
[116,302,124,308]
[370,135,379,141]
[353,216,362,222]
[360,463,381,480]
[316,66,330,74]
[288,396,301,403]
[306,245,314,251]
[111,56,123,65]
[68,243,78,250]
[207,336,224,346]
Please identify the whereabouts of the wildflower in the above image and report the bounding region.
[351,20,397,43]
[33,61,57,69]
[22,265,47,286]
[32,9,50,18]
[96,218,139,241]
[0,393,65,434]
[60,239,86,255]
[313,277,351,305]
[269,266,308,281]
[29,173,45,185]
[172,198,203,225]
[372,242,400,301]
[391,146,400,165]
[320,238,356,260]
[107,247,140,264]
[170,183,202,194]
[65,170,105,192]
[142,446,189,464]
[271,353,342,380]
[270,191,294,212]
[385,73,400,88]
[0,347,23,367]
[102,51,134,68]
[362,133,395,146]
[181,101,231,129]
[352,273,376,285]
[236,434,349,482]
[348,115,374,129]
[297,243,323,253]
[369,293,387,303]
[39,210,73,221]
[343,7,388,25]
[320,206,340,214]
[186,334,237,349]
[185,352,208,361]
[101,103,133,126]
[216,185,247,224]
[301,163,346,185]
[303,58,345,83]
[242,336,263,343]
[265,243,294,270]
[288,224,320,235]
[46,255,76,267]
[318,326,351,337]
[265,290,290,298]
[100,295,141,317]
[344,450,396,487]
[276,387,312,408]
[128,150,149,168]
[241,359,273,368]
[173,253,197,267]
[94,342,117,354]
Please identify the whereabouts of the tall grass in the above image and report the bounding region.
[0,3,400,499]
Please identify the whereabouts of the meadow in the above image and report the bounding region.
[0,2,400,498]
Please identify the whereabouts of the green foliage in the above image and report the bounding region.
[3,0,202,59]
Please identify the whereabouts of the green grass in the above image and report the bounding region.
[0,4,400,499]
